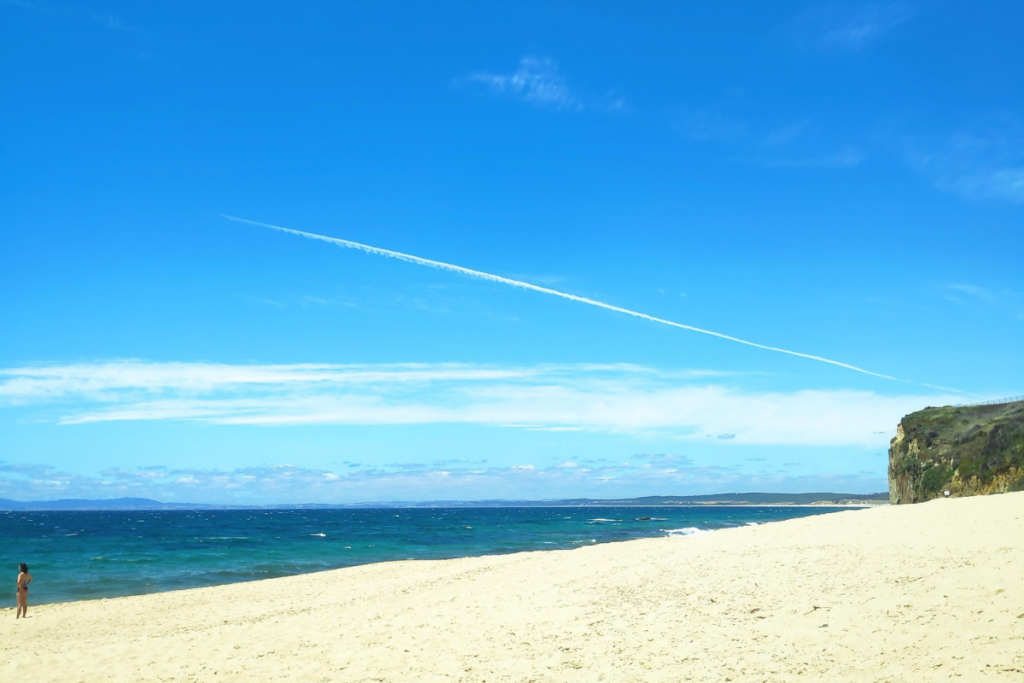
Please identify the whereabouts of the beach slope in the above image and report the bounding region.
[2,492,1022,682]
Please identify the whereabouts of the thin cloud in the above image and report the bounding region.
[679,109,865,172]
[3,0,151,37]
[765,120,812,146]
[0,360,951,446]
[945,283,1024,320]
[0,361,536,402]
[904,117,1024,204]
[460,55,622,112]
[463,56,579,110]
[224,216,901,381]
[676,107,746,142]
[793,3,914,50]
[946,283,993,300]
[946,168,1024,204]
[763,145,865,169]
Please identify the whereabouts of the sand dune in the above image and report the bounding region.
[2,492,1022,682]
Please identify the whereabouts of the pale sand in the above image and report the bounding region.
[2,493,1022,682]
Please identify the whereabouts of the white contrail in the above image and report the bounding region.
[223,215,897,380]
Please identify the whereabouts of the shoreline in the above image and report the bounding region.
[2,493,1020,682]
[3,504,848,609]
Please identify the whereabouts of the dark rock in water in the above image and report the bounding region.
[636,516,651,521]
[888,400,1024,504]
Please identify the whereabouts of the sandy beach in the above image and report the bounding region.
[2,493,1021,682]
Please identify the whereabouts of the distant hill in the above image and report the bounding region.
[382,493,889,507]
[584,492,890,506]
[0,492,888,511]
[0,497,210,511]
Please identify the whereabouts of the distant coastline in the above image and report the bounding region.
[0,492,889,511]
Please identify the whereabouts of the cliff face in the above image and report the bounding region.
[888,401,1024,504]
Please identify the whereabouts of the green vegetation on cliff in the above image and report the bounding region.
[888,400,1024,504]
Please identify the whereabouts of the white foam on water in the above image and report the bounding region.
[310,533,327,537]
[662,527,711,538]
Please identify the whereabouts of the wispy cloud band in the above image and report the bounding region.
[1,361,951,446]
[459,55,624,112]
[0,361,533,402]
[463,56,580,110]
[792,2,914,50]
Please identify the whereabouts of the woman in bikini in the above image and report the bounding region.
[16,563,32,619]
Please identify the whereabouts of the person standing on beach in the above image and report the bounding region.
[16,563,32,619]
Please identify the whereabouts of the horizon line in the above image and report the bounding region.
[0,491,890,508]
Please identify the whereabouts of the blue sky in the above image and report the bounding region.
[1,1,1022,503]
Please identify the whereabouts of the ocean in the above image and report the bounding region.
[1,505,847,607]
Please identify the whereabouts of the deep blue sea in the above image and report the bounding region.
[0,506,846,607]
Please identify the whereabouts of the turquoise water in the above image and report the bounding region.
[0,506,845,607]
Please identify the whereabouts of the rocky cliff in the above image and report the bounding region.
[888,400,1024,504]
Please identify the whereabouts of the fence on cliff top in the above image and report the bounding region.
[959,395,1024,408]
